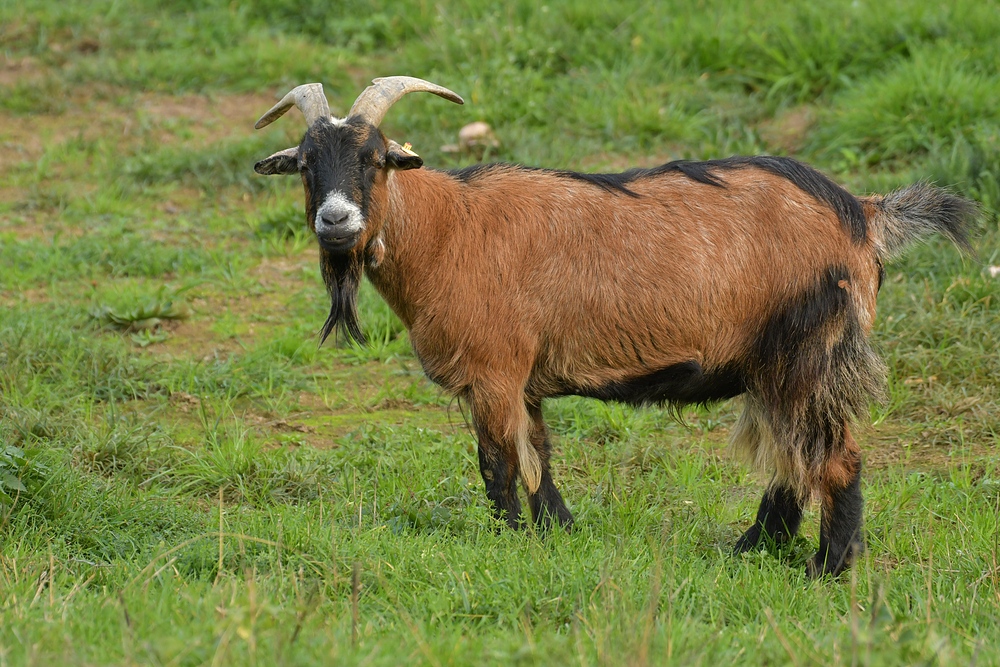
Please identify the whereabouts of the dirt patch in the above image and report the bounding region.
[860,421,997,472]
[243,409,319,445]
[151,315,240,360]
[131,89,296,149]
[757,105,815,154]
[138,91,281,138]
[153,187,206,217]
[169,391,203,413]
[250,253,318,294]
[0,55,44,87]
[0,286,51,308]
[577,149,685,172]
[142,253,318,361]
[371,397,420,412]
[0,84,127,170]
[0,81,291,190]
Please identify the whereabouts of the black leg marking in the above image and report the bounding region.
[475,425,523,529]
[528,469,573,530]
[734,484,804,553]
[807,463,864,578]
[526,403,573,529]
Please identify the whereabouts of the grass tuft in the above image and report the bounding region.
[90,287,191,333]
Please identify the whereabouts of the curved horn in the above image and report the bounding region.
[348,76,464,128]
[255,83,331,130]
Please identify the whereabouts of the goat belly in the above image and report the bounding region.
[564,360,745,407]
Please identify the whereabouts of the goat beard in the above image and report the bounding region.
[319,248,365,345]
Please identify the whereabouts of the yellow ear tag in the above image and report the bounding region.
[401,142,419,156]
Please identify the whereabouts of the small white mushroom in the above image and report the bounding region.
[441,121,499,155]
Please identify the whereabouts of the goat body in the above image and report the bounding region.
[254,78,975,577]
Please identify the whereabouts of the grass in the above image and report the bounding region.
[1,0,999,664]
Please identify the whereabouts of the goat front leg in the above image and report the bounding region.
[526,402,573,529]
[807,425,864,578]
[468,388,534,529]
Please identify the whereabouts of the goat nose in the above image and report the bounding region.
[321,212,349,227]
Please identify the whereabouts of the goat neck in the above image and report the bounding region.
[364,168,464,329]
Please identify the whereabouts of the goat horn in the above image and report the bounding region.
[254,83,331,130]
[348,76,464,128]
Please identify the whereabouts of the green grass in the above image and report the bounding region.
[2,0,1000,664]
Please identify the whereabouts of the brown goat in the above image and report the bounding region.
[253,77,975,577]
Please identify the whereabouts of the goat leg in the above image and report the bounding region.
[526,402,573,529]
[734,483,803,553]
[807,426,864,578]
[469,390,528,529]
[475,433,523,529]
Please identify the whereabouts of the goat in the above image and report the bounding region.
[253,76,975,577]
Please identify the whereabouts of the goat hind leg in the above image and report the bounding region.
[734,483,804,553]
[731,395,803,553]
[526,402,573,529]
[807,424,864,578]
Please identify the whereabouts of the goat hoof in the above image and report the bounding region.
[733,526,764,554]
[533,508,574,532]
[806,543,862,579]
[805,556,828,579]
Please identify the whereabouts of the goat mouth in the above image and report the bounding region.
[317,236,359,252]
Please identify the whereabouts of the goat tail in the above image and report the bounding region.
[864,182,978,260]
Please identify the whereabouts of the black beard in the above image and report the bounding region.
[318,248,365,345]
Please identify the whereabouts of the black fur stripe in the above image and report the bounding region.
[447,157,867,242]
[564,360,745,407]
[749,264,853,406]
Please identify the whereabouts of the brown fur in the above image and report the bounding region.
[364,166,884,494]
[375,171,853,374]
[821,426,862,500]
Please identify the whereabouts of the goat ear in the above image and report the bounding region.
[385,140,424,171]
[254,147,299,175]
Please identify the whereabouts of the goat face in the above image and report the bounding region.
[253,78,462,344]
[254,117,422,254]
[254,78,461,257]
[255,117,423,345]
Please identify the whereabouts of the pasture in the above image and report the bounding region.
[1,0,999,664]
